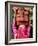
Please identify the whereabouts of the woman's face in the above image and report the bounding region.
[16,8,29,26]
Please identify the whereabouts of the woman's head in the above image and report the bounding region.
[12,7,32,26]
[15,7,30,26]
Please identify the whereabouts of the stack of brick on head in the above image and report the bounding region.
[12,7,33,39]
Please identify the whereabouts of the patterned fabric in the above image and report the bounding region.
[16,26,30,39]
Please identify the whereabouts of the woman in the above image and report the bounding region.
[12,7,33,39]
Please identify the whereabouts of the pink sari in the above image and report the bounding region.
[12,18,30,39]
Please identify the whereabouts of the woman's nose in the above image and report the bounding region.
[20,17,24,21]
